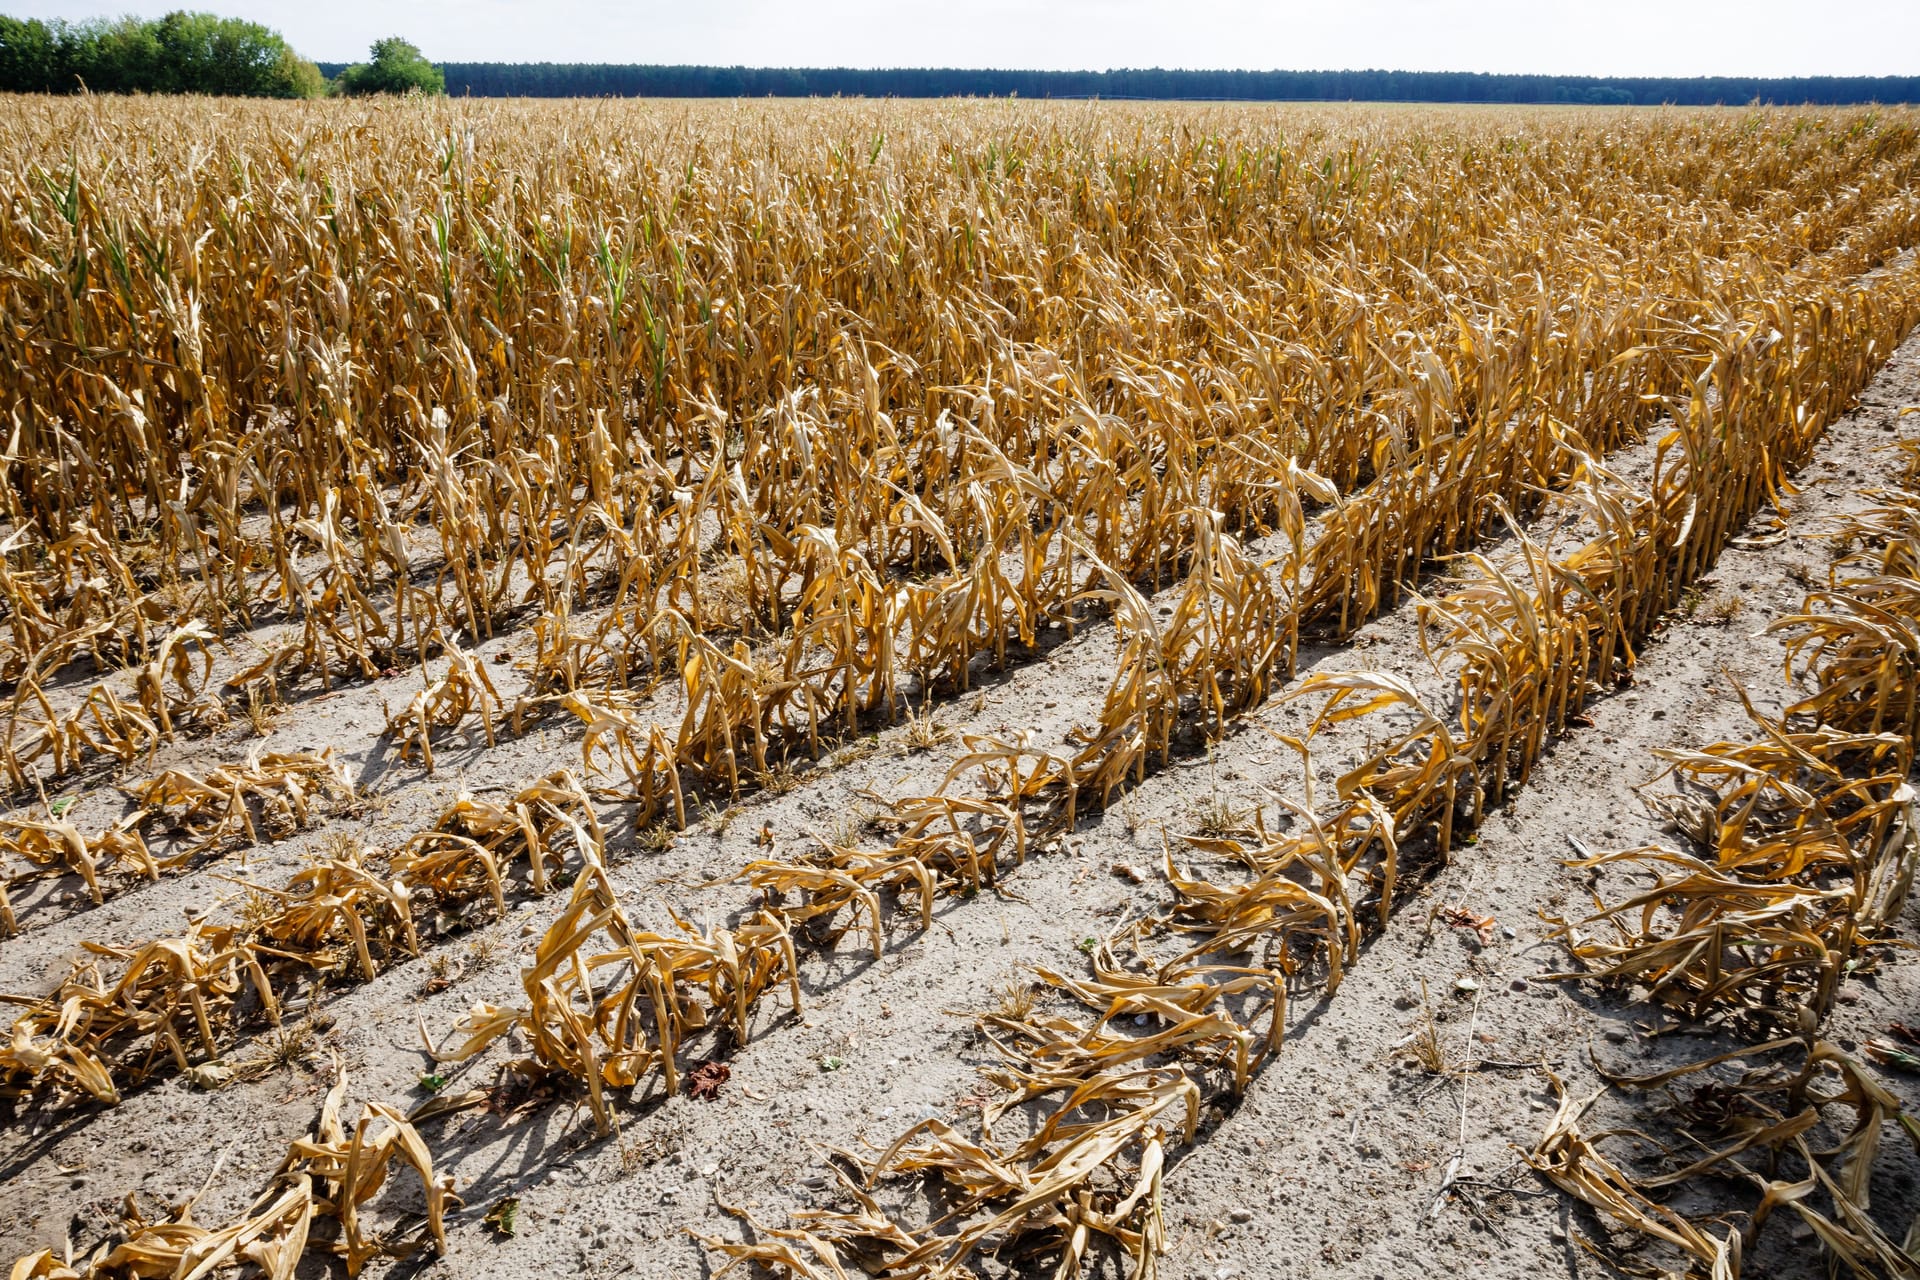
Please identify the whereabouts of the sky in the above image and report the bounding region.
[10,0,1919,78]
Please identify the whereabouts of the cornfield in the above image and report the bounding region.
[2,93,1920,1279]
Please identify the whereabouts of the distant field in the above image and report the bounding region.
[1,97,1919,1280]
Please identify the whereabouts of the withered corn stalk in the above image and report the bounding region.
[381,636,503,773]
[425,862,802,1133]
[1529,1038,1920,1279]
[5,104,1918,835]
[4,98,1920,1278]
[6,1063,453,1279]
[130,748,354,855]
[0,772,597,1110]
[1529,402,1920,1277]
[1556,724,1916,1028]
[696,204,1920,1280]
[0,751,351,938]
[0,812,157,913]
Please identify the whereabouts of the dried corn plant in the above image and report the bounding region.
[7,1065,453,1279]
[2,680,161,790]
[836,1068,1196,1279]
[884,794,1030,894]
[0,919,277,1108]
[130,749,354,854]
[1159,809,1375,1000]
[129,619,223,738]
[0,525,161,687]
[223,850,421,982]
[382,636,504,772]
[0,840,418,1107]
[1562,846,1854,1020]
[559,689,686,825]
[1530,1040,1920,1280]
[5,97,1920,1277]
[426,863,801,1133]
[1773,484,1920,741]
[700,173,1920,1280]
[738,836,936,959]
[394,770,603,914]
[0,812,157,907]
[0,774,598,1111]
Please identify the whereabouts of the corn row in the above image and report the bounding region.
[0,813,156,920]
[1771,482,1920,741]
[8,1064,451,1279]
[688,222,1920,1279]
[1530,1039,1916,1279]
[1531,446,1920,1277]
[0,771,596,1110]
[6,108,1918,816]
[0,749,353,942]
[1552,379,1920,1032]
[1557,726,1916,1027]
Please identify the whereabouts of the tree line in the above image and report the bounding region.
[395,63,1918,105]
[1,11,323,96]
[3,15,1914,105]
[0,13,441,97]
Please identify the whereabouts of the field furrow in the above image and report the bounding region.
[2,98,1919,1280]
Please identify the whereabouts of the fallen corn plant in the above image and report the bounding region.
[0,811,157,910]
[129,749,355,854]
[1530,1039,1920,1279]
[382,636,505,773]
[6,1062,454,1278]
[1556,719,1917,1028]
[0,773,602,1111]
[424,861,802,1133]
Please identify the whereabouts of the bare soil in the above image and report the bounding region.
[4,335,1919,1280]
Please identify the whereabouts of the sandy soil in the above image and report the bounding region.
[3,334,1919,1280]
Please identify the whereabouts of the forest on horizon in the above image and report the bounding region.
[365,63,1920,104]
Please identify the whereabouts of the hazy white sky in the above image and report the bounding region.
[11,0,1917,78]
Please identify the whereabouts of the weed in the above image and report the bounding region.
[995,979,1037,1021]
[700,800,743,837]
[1409,979,1449,1075]
[242,682,285,738]
[1698,588,1744,624]
[465,935,502,970]
[757,761,802,794]
[901,702,953,753]
[424,951,464,993]
[1187,787,1256,838]
[827,734,881,769]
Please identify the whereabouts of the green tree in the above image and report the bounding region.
[0,10,323,97]
[335,37,443,96]
[0,16,66,92]
[275,46,326,98]
[76,15,164,92]
[149,11,325,96]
